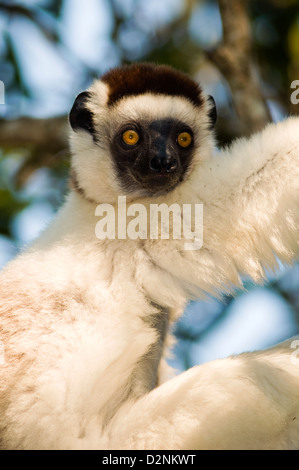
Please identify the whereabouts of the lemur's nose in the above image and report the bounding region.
[149,155,178,173]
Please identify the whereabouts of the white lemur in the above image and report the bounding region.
[0,63,298,450]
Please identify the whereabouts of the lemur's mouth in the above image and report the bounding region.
[124,168,181,196]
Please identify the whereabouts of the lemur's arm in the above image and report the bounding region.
[145,117,298,300]
[109,338,299,450]
[200,117,299,282]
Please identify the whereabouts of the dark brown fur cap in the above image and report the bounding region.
[101,63,204,107]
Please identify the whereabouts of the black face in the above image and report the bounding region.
[111,119,195,196]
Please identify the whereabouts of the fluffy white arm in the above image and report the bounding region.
[201,117,299,281]
[141,117,298,302]
[109,338,299,450]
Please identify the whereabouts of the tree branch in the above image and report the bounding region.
[208,0,272,135]
[0,116,70,186]
[0,116,68,150]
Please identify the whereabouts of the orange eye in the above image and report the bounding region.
[122,130,139,146]
[177,132,192,148]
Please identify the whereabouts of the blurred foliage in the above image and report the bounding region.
[0,0,298,366]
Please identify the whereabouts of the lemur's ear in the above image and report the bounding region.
[69,91,95,136]
[207,95,217,129]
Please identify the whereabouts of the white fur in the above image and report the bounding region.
[110,338,299,450]
[0,87,298,449]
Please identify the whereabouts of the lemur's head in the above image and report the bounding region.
[69,63,216,203]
